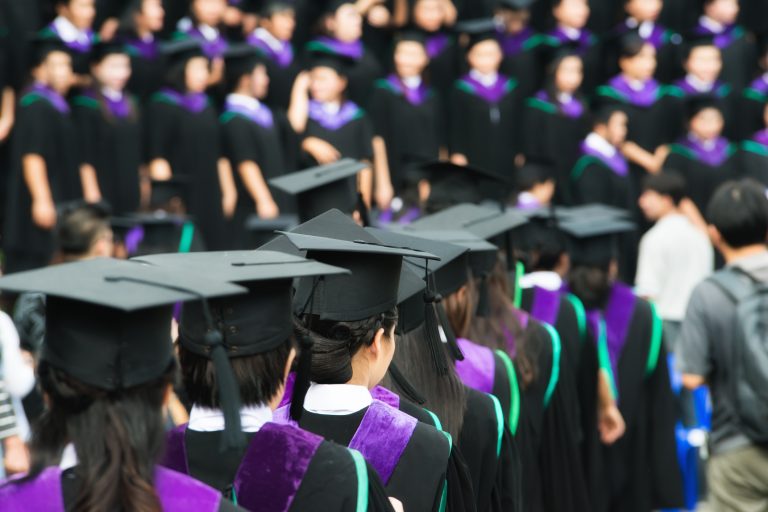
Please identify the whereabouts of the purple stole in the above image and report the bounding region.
[26,84,70,114]
[163,422,323,512]
[678,135,733,167]
[605,75,662,107]
[224,98,274,128]
[530,286,562,327]
[457,73,515,104]
[546,27,594,49]
[385,74,429,105]
[45,23,94,53]
[81,89,132,119]
[247,33,294,68]
[0,465,221,512]
[616,21,670,49]
[752,129,768,147]
[534,90,584,118]
[308,100,362,130]
[309,36,364,60]
[278,372,399,410]
[579,140,629,177]
[673,77,727,97]
[184,27,228,59]
[157,87,209,113]
[693,23,743,49]
[585,283,637,396]
[123,36,159,59]
[454,338,495,394]
[499,27,535,56]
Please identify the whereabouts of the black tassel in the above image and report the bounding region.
[290,333,314,421]
[476,274,490,318]
[388,362,426,404]
[206,332,245,451]
[437,302,464,361]
[356,192,371,227]
[424,291,449,375]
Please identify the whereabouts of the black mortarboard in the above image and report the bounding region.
[306,49,355,76]
[161,38,207,65]
[224,43,267,87]
[455,18,500,50]
[419,161,511,212]
[556,203,633,221]
[245,214,298,248]
[150,176,190,211]
[30,34,72,67]
[269,159,366,222]
[90,41,128,64]
[0,259,245,390]
[111,213,197,257]
[498,0,535,10]
[559,213,636,267]
[516,161,556,190]
[683,33,718,58]
[410,203,528,241]
[278,209,439,322]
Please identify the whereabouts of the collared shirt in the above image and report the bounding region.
[189,404,273,433]
[699,15,725,34]
[520,270,563,291]
[59,444,78,470]
[226,93,262,110]
[303,383,372,415]
[687,133,718,151]
[102,87,123,102]
[684,74,715,93]
[197,24,220,41]
[557,92,574,104]
[52,16,90,45]
[469,69,499,88]
[402,76,423,89]
[252,27,284,51]
[558,25,582,41]
[584,132,618,158]
[320,101,341,115]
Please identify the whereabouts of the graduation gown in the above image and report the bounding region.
[663,135,740,215]
[739,130,768,186]
[569,141,632,210]
[584,283,684,512]
[522,92,590,204]
[369,76,444,194]
[247,31,300,110]
[220,98,298,248]
[163,422,393,512]
[422,30,461,112]
[302,99,374,166]
[72,90,142,215]
[147,88,229,250]
[543,29,602,93]
[3,85,82,272]
[121,32,166,102]
[664,78,736,140]
[449,73,520,188]
[606,21,682,83]
[737,74,768,140]
[498,28,547,101]
[38,22,96,77]
[0,464,244,512]
[689,22,756,92]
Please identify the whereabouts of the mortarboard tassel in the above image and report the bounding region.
[291,276,320,421]
[423,271,450,376]
[475,274,490,318]
[437,301,465,361]
[388,363,426,404]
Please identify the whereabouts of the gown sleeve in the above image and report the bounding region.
[147,99,177,162]
[448,86,468,157]
[444,446,478,512]
[572,163,612,205]
[365,460,398,512]
[221,117,258,167]
[16,101,50,158]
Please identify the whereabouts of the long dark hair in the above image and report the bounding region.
[543,50,584,112]
[383,322,467,438]
[568,263,613,310]
[297,309,398,384]
[20,360,174,512]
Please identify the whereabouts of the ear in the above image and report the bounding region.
[369,327,386,358]
[162,383,173,407]
[707,225,722,247]
[456,284,468,302]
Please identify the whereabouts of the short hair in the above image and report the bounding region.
[591,104,625,129]
[179,338,294,408]
[706,179,768,248]
[55,202,110,256]
[618,32,647,59]
[642,173,687,206]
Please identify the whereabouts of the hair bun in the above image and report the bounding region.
[329,324,352,341]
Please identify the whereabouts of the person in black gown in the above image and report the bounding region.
[3,40,81,273]
[174,0,230,89]
[220,44,298,249]
[274,209,475,512]
[147,40,233,250]
[496,0,547,101]
[543,0,601,93]
[739,101,768,186]
[118,0,167,102]
[73,42,142,215]
[39,0,98,88]
[0,259,248,512]
[737,40,768,139]
[136,250,398,512]
[564,213,684,512]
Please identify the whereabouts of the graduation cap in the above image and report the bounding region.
[498,0,535,10]
[161,38,207,65]
[454,18,500,50]
[150,176,190,211]
[419,161,511,213]
[559,213,636,267]
[90,40,129,64]
[268,159,366,223]
[683,33,719,58]
[393,30,428,47]
[410,203,528,241]
[245,214,298,248]
[0,258,246,391]
[111,213,196,256]
[224,43,267,88]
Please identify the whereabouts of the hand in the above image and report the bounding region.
[450,153,468,166]
[375,181,394,211]
[257,197,280,219]
[0,117,14,142]
[222,192,237,219]
[293,72,311,95]
[302,137,341,165]
[3,436,30,475]
[388,497,404,512]
[32,198,56,230]
[598,404,626,445]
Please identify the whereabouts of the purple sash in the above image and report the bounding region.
[753,129,768,147]
[499,27,535,56]
[385,74,429,105]
[457,74,515,104]
[605,75,662,107]
[308,100,361,130]
[278,372,297,408]
[547,27,593,48]
[693,23,742,49]
[579,140,629,176]
[26,84,70,114]
[454,338,495,394]
[531,286,562,326]
[45,23,94,53]
[370,385,401,408]
[348,400,417,484]
[248,33,294,68]
[157,87,209,113]
[185,27,229,59]
[224,98,274,128]
[163,423,323,512]
[585,283,637,386]
[0,465,220,512]
[123,37,159,59]
[309,36,363,60]
[678,136,732,167]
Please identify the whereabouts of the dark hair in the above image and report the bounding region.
[706,179,768,248]
[18,360,174,512]
[619,32,649,60]
[591,104,625,129]
[383,323,467,439]
[544,50,583,101]
[298,309,398,384]
[567,263,612,310]
[643,172,687,206]
[528,227,568,272]
[179,338,294,408]
[54,202,111,260]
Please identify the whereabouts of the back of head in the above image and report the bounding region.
[643,172,686,206]
[706,179,768,249]
[54,202,111,262]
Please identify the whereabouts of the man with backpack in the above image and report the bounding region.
[678,179,768,511]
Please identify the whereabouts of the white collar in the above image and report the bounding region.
[320,101,341,114]
[624,77,647,91]
[469,69,499,87]
[189,404,273,433]
[519,270,563,291]
[253,27,284,50]
[59,444,78,470]
[557,92,573,103]
[303,383,372,415]
[685,73,714,92]
[101,87,123,101]
[699,15,725,34]
[687,133,717,150]
[53,16,90,45]
[198,24,220,41]
[585,132,617,158]
[558,25,581,41]
[626,18,655,39]
[401,76,422,89]
[227,93,261,110]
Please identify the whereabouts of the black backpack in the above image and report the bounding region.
[710,267,768,444]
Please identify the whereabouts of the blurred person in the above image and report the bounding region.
[176,0,230,87]
[118,0,167,101]
[39,0,97,86]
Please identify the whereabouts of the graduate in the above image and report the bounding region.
[175,0,229,87]
[495,0,547,100]
[543,0,601,92]
[663,97,740,215]
[737,40,768,139]
[3,39,81,273]
[690,0,755,91]
[563,214,684,512]
[410,0,460,108]
[118,0,167,102]
[304,1,383,108]
[135,250,398,511]
[0,258,249,512]
[523,49,589,204]
[147,40,234,250]
[514,162,556,210]
[73,42,142,215]
[449,27,521,178]
[220,44,298,248]
[39,0,97,86]
[369,32,444,219]
[273,210,474,512]
[246,0,300,110]
[739,102,768,186]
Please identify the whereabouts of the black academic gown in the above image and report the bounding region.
[180,429,394,512]
[688,24,756,92]
[570,151,632,210]
[737,77,768,140]
[301,105,374,166]
[220,107,298,248]
[120,31,166,102]
[147,91,229,250]
[499,30,547,101]
[299,405,462,512]
[72,92,142,215]
[739,136,768,186]
[3,89,82,273]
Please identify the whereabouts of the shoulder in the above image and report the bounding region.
[155,466,222,511]
[72,94,100,111]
